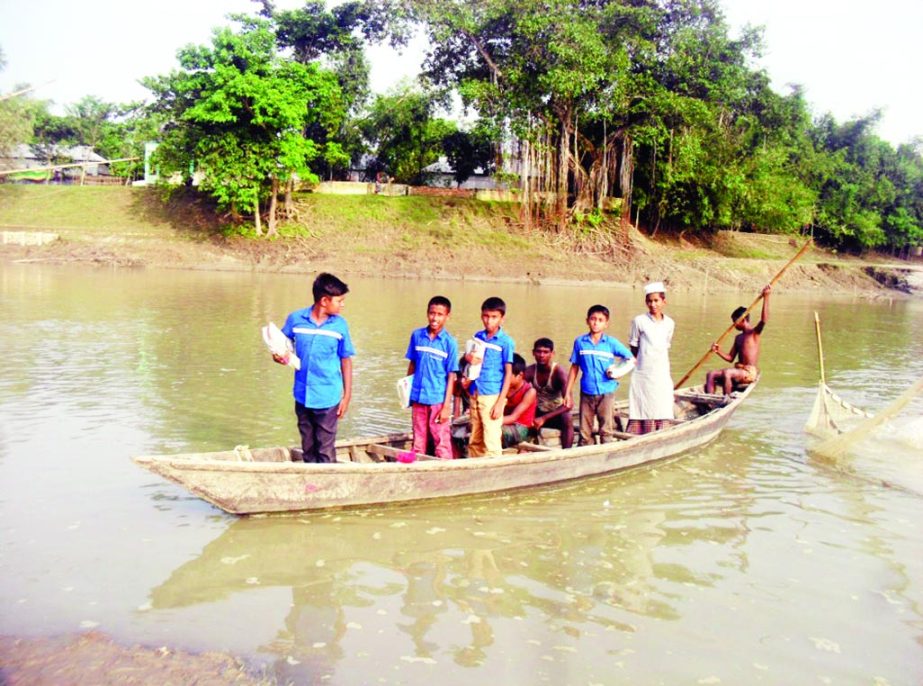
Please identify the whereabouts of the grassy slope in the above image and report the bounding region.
[0,185,916,294]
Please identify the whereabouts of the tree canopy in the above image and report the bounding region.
[5,0,920,253]
[142,18,347,234]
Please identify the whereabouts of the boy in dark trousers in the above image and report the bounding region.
[525,338,574,449]
[276,273,355,463]
[564,305,634,445]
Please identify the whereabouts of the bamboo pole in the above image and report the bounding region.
[0,157,141,176]
[814,311,826,385]
[0,81,54,102]
[674,238,813,389]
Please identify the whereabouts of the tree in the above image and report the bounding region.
[409,0,682,231]
[442,124,494,186]
[0,48,36,157]
[260,0,409,181]
[360,85,456,184]
[143,18,347,234]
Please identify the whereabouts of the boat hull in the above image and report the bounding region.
[134,383,755,514]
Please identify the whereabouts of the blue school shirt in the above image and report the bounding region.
[470,328,515,396]
[569,333,633,395]
[282,308,355,409]
[405,327,459,406]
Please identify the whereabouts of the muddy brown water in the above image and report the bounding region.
[1,264,921,685]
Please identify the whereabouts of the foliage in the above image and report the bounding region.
[11,1,921,253]
[142,19,346,232]
[359,84,456,184]
[0,49,36,158]
[442,123,494,186]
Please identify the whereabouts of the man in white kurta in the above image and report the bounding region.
[628,282,675,432]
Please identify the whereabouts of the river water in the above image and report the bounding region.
[1,264,921,685]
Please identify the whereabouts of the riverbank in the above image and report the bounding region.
[0,632,275,685]
[1,185,920,296]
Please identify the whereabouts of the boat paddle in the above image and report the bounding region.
[673,238,813,390]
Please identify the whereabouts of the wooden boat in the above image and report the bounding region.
[133,381,758,515]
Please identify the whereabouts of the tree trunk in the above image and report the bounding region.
[254,197,263,237]
[600,122,607,211]
[619,133,634,241]
[556,114,569,232]
[284,178,294,218]
[520,135,531,230]
[267,178,279,236]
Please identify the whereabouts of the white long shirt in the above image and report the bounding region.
[628,312,675,420]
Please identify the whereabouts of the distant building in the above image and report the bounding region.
[343,155,498,190]
[421,157,497,190]
[0,144,108,179]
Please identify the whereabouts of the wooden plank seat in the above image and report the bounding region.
[365,444,439,462]
[514,441,555,452]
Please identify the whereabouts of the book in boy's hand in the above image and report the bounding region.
[464,339,485,380]
[262,322,301,371]
[396,375,413,410]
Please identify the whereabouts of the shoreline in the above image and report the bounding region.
[0,631,275,686]
[0,186,920,297]
[2,229,921,298]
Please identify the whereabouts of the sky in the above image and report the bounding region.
[0,0,920,145]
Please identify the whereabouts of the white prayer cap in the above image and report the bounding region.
[644,281,666,295]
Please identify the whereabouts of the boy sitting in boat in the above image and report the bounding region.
[524,338,574,448]
[405,296,458,459]
[705,284,771,396]
[501,353,538,448]
[276,273,355,463]
[466,296,515,457]
[563,305,634,445]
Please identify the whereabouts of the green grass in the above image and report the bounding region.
[1,185,810,272]
[0,185,182,236]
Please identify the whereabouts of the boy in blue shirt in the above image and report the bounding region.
[564,304,634,445]
[467,296,515,457]
[405,295,459,459]
[276,273,355,463]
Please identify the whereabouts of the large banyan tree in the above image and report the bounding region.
[404,0,811,239]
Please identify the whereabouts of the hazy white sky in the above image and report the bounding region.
[0,0,920,145]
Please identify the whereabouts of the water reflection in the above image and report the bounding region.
[147,454,763,681]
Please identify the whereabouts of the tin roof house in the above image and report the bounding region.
[0,144,108,178]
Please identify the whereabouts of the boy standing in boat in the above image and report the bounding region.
[405,296,459,459]
[524,338,574,449]
[564,305,634,445]
[466,296,515,457]
[276,272,355,463]
[705,284,771,395]
[627,282,675,434]
[501,353,538,448]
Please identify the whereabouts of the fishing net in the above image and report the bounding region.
[809,376,923,459]
[804,383,873,439]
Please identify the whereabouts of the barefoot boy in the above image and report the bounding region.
[467,297,515,457]
[524,338,574,449]
[705,284,771,395]
[405,296,458,459]
[277,272,354,463]
[564,305,634,445]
